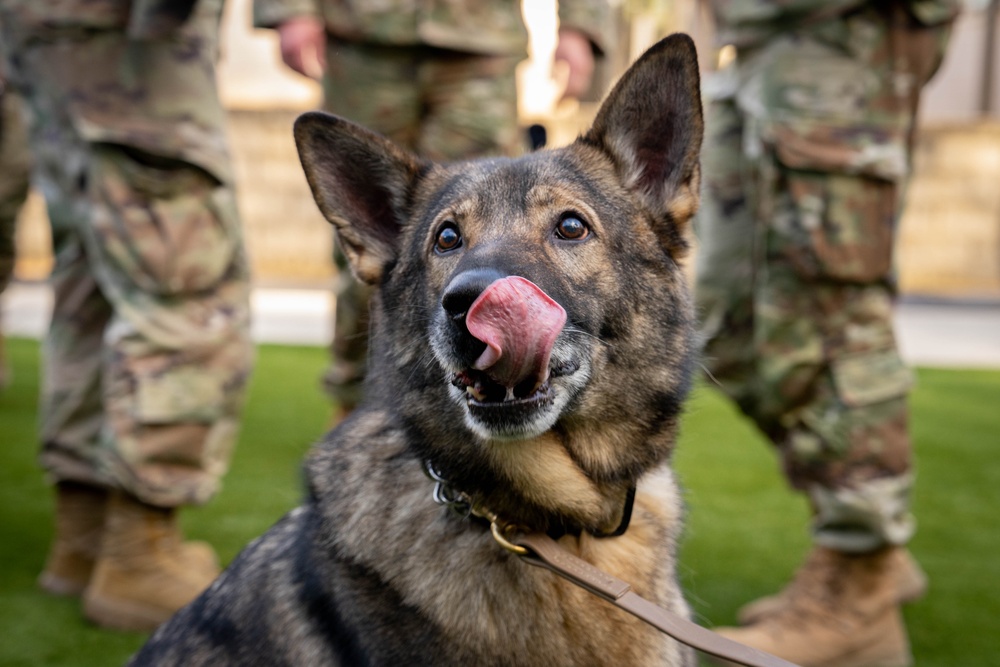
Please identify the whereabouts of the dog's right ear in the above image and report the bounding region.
[294,112,426,284]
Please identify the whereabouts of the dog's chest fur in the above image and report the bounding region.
[300,415,693,666]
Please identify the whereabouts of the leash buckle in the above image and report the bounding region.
[489,520,529,556]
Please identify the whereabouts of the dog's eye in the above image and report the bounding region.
[435,224,462,253]
[555,215,589,241]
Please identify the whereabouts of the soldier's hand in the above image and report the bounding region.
[277,15,326,80]
[555,28,596,100]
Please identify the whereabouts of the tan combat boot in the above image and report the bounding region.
[713,547,914,667]
[38,482,108,597]
[82,491,221,632]
[737,546,927,625]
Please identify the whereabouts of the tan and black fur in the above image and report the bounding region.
[132,34,704,667]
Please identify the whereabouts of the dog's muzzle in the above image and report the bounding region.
[441,271,566,406]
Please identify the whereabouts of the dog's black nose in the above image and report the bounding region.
[442,268,506,322]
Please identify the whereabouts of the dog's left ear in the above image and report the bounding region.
[294,112,426,284]
[581,33,703,235]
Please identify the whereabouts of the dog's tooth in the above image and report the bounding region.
[505,387,515,402]
[466,385,485,401]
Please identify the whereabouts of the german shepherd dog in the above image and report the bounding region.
[133,33,704,666]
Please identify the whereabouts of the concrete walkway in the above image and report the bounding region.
[3,281,999,369]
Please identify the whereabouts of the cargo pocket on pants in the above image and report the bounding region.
[135,365,225,424]
[794,348,913,455]
[774,169,898,284]
[123,365,233,504]
[89,143,239,296]
[831,348,914,409]
[131,366,226,472]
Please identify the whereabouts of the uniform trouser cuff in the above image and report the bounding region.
[808,472,916,553]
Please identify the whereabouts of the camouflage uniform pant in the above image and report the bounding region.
[320,39,522,407]
[694,10,950,552]
[696,95,914,552]
[4,15,254,508]
[0,78,30,387]
[0,81,30,298]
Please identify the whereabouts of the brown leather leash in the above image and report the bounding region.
[424,461,799,667]
[495,527,801,667]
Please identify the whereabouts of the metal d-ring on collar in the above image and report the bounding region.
[423,459,529,555]
[423,459,473,518]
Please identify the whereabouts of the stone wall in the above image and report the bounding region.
[897,122,1000,299]
[227,109,333,286]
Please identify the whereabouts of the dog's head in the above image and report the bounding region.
[295,34,703,533]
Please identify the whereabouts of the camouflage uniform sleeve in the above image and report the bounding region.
[710,0,865,46]
[711,0,961,45]
[253,0,319,30]
[126,0,200,38]
[558,0,611,56]
[710,0,864,26]
[907,0,962,25]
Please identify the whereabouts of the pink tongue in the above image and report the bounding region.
[465,277,567,392]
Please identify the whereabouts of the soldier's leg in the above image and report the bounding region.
[758,272,915,549]
[693,93,758,411]
[324,245,370,415]
[28,103,115,598]
[717,169,920,667]
[14,16,254,509]
[10,38,113,495]
[76,142,252,631]
[319,41,423,414]
[753,169,915,549]
[0,84,30,291]
[81,142,253,508]
[0,83,32,388]
[12,19,252,628]
[16,52,189,607]
[417,51,522,160]
[39,223,113,488]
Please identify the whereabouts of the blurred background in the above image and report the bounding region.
[7,0,1000,302]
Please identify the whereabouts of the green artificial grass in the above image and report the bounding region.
[675,369,1000,666]
[1,336,998,666]
[0,339,330,666]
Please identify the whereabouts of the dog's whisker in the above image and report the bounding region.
[563,326,613,348]
[699,362,724,389]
